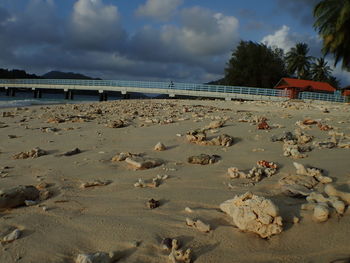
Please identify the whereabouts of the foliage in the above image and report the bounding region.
[310,57,332,81]
[314,0,350,70]
[0,68,40,79]
[285,43,314,79]
[224,41,287,89]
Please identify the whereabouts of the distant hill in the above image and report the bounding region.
[42,71,101,80]
[0,68,40,79]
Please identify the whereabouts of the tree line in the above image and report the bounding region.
[220,0,349,89]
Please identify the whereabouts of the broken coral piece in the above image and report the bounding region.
[186,218,211,233]
[257,120,270,130]
[220,192,283,238]
[75,252,115,263]
[206,120,225,129]
[125,156,163,170]
[80,180,111,188]
[168,239,192,263]
[106,120,125,128]
[324,184,350,205]
[12,147,47,159]
[187,154,220,165]
[111,152,140,162]
[257,160,277,169]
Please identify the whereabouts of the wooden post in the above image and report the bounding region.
[103,92,108,101]
[37,89,42,98]
[99,92,104,102]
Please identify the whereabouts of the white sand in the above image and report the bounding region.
[0,99,350,263]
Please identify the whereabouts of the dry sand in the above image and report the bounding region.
[0,99,350,263]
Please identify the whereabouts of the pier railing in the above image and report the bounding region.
[298,91,346,103]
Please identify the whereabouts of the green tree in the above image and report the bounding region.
[314,0,350,70]
[285,43,314,79]
[310,57,332,81]
[224,41,287,89]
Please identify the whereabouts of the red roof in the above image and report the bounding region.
[274,78,336,93]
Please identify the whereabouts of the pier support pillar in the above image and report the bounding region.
[98,90,108,102]
[64,89,69,100]
[64,90,74,100]
[37,89,42,98]
[33,89,42,98]
[5,87,9,96]
[10,88,15,97]
[123,93,130,99]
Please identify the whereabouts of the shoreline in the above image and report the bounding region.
[0,99,349,263]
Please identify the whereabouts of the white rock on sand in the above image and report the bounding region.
[220,192,283,238]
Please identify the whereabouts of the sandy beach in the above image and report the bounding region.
[0,99,350,263]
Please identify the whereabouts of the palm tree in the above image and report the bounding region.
[311,57,332,81]
[314,0,350,70]
[285,43,314,79]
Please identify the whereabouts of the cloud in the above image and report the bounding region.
[261,25,296,51]
[135,0,183,21]
[130,7,238,59]
[0,1,239,83]
[69,0,126,51]
[261,25,322,56]
[126,6,239,78]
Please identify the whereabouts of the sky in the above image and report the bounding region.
[0,0,349,86]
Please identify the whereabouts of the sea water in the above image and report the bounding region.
[0,91,120,109]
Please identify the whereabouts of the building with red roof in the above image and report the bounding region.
[274,78,336,99]
[342,86,350,97]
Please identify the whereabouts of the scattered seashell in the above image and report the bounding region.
[293,216,300,224]
[154,142,166,151]
[184,207,193,213]
[2,229,21,243]
[313,204,329,222]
